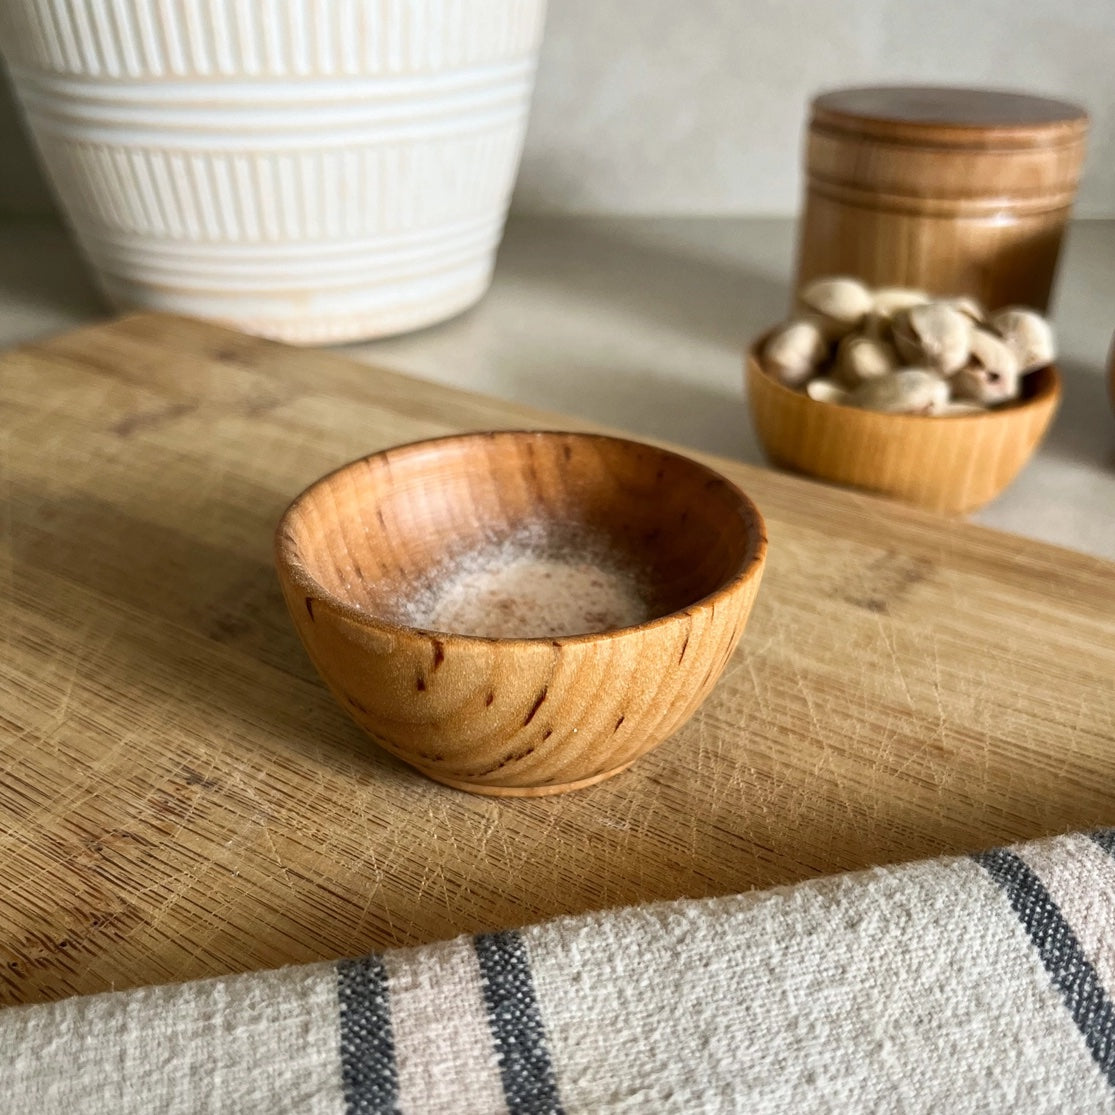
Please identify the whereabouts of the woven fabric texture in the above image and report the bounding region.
[3,831,1115,1114]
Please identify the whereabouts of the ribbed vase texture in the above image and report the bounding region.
[0,0,546,342]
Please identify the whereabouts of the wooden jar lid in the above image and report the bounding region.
[807,85,1089,210]
[812,86,1088,147]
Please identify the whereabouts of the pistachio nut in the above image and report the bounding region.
[849,369,950,415]
[798,277,874,338]
[951,364,1021,406]
[969,328,1020,378]
[805,377,849,405]
[892,303,972,375]
[761,318,829,386]
[872,287,930,320]
[834,334,899,387]
[989,307,1056,373]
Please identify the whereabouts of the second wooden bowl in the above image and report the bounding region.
[746,345,1061,515]
[275,431,767,796]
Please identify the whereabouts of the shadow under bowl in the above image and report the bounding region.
[275,430,767,796]
[746,341,1061,515]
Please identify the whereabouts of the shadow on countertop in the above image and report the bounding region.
[0,216,106,347]
[1041,355,1115,471]
[493,213,792,352]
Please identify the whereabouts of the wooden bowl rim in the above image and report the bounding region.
[275,430,768,649]
[746,337,1062,427]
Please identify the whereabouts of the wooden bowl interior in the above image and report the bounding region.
[283,432,761,632]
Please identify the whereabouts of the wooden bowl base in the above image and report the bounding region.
[422,761,636,797]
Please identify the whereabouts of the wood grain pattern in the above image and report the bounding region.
[276,432,766,795]
[1,312,1114,1008]
[746,346,1061,515]
[795,86,1089,312]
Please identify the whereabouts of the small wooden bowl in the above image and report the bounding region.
[275,431,767,797]
[746,343,1061,515]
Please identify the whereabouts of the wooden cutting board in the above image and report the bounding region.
[2,312,1114,1007]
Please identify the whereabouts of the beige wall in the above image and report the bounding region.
[3,0,1113,217]
[515,0,1115,216]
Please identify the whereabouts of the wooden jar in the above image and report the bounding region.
[795,86,1088,312]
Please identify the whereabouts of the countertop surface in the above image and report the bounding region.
[3,213,1113,559]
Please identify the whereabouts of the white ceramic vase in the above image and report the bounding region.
[0,1,546,343]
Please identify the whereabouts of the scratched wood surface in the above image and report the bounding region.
[2,312,1114,1008]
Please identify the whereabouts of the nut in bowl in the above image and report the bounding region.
[746,278,1062,515]
[275,431,767,797]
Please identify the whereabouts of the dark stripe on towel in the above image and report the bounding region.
[1088,829,1115,859]
[974,847,1115,1088]
[337,955,399,1114]
[474,930,564,1115]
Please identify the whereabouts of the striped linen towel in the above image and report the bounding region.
[3,831,1115,1113]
